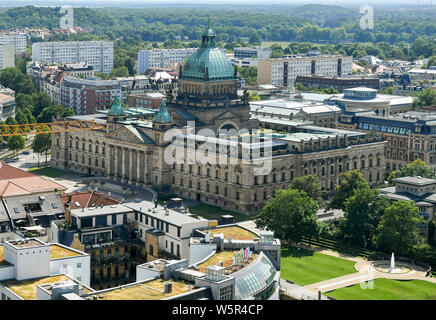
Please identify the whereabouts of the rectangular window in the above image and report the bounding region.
[112,215,117,225]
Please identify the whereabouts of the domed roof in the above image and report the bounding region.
[154,100,172,124]
[109,96,124,116]
[181,19,235,81]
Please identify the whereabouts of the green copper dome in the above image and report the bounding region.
[181,19,235,81]
[154,100,172,123]
[109,96,125,116]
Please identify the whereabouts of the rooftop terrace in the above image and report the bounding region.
[2,275,69,300]
[94,279,195,300]
[0,245,7,266]
[197,250,258,274]
[203,226,258,241]
[50,245,81,260]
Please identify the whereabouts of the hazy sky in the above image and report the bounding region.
[5,0,435,4]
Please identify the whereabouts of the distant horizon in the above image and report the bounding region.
[0,0,434,8]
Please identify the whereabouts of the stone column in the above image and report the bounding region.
[121,147,126,181]
[114,146,119,178]
[129,149,134,183]
[137,151,142,184]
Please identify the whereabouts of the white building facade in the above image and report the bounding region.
[0,45,15,69]
[32,41,114,74]
[258,55,353,87]
[0,33,26,53]
[138,48,197,74]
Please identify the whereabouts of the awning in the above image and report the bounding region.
[22,226,45,231]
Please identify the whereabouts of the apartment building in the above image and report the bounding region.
[0,45,15,70]
[60,76,122,115]
[32,41,114,74]
[138,48,197,74]
[258,55,353,87]
[0,93,15,121]
[0,33,26,53]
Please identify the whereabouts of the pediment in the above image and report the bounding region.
[214,110,240,121]
[105,125,145,144]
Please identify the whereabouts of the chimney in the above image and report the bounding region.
[164,282,172,293]
[65,207,71,225]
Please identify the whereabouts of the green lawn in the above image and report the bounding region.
[327,279,436,300]
[28,166,68,178]
[187,203,253,223]
[280,247,356,286]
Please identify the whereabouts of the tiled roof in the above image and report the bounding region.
[60,191,121,209]
[0,162,36,180]
[0,176,66,197]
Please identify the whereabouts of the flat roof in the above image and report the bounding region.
[196,250,258,274]
[70,204,132,218]
[49,244,82,260]
[395,176,436,186]
[203,226,258,241]
[2,275,70,300]
[8,239,45,249]
[124,200,208,227]
[93,279,195,300]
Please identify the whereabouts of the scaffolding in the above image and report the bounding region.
[0,120,105,136]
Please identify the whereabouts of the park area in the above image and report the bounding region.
[327,279,436,300]
[28,166,68,178]
[280,246,356,286]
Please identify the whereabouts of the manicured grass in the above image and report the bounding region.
[327,279,436,300]
[280,247,356,286]
[187,203,253,223]
[28,166,68,178]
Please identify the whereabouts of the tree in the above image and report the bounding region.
[249,32,262,46]
[15,93,35,113]
[110,66,130,78]
[37,105,75,123]
[340,187,388,248]
[32,133,52,163]
[255,188,319,243]
[0,67,36,94]
[290,174,324,204]
[388,159,436,183]
[329,170,369,210]
[8,135,26,155]
[32,93,53,118]
[373,200,425,256]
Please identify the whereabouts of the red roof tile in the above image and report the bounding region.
[0,162,37,180]
[60,191,121,209]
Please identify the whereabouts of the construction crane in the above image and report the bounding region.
[0,120,105,137]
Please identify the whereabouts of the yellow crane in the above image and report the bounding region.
[0,120,105,136]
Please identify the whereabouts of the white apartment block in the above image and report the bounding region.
[258,55,353,87]
[0,45,15,69]
[234,46,272,60]
[138,48,197,74]
[0,33,26,53]
[32,41,114,74]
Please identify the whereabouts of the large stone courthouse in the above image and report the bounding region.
[51,22,386,213]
